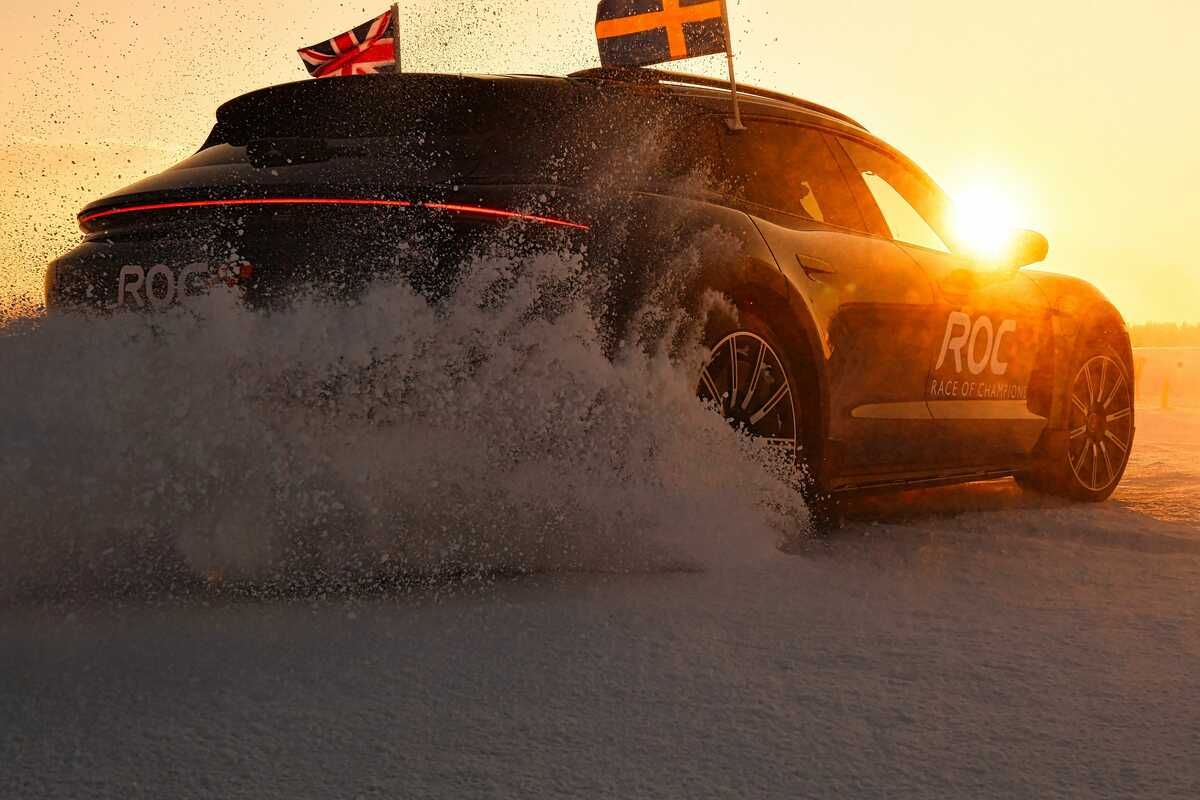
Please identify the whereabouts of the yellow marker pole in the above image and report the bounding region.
[720,0,745,131]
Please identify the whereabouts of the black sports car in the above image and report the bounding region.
[46,69,1135,515]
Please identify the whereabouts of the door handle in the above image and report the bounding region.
[796,253,835,281]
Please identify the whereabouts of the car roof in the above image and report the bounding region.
[221,70,868,134]
[562,67,869,133]
[213,71,893,163]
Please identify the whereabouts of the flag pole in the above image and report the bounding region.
[392,2,403,72]
[721,0,745,131]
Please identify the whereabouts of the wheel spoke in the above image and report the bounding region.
[1103,374,1126,409]
[740,340,766,411]
[1071,394,1089,416]
[727,337,739,408]
[699,366,722,411]
[1097,359,1109,405]
[1069,425,1088,440]
[1106,407,1131,424]
[1084,363,1097,404]
[749,383,790,426]
[1104,429,1129,454]
[1074,442,1090,473]
[1100,440,1115,482]
[1091,443,1100,489]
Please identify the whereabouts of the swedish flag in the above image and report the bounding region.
[595,0,729,68]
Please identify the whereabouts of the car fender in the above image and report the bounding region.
[601,191,831,456]
[1023,270,1132,433]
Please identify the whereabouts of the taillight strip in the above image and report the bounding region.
[423,202,589,230]
[77,198,589,230]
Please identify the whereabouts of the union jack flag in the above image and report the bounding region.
[298,9,398,78]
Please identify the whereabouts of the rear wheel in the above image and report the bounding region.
[1021,341,1134,501]
[696,309,837,533]
[697,328,799,458]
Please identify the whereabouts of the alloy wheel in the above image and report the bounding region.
[697,331,797,457]
[1067,354,1133,493]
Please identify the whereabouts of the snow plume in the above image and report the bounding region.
[0,239,809,602]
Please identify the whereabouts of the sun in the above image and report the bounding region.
[950,183,1023,262]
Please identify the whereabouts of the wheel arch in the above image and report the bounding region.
[587,191,833,469]
[1026,296,1136,500]
[1023,272,1133,432]
[1047,299,1132,431]
[699,249,832,480]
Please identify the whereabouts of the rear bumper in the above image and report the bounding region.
[50,189,592,312]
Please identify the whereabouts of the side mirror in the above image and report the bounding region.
[1004,229,1049,270]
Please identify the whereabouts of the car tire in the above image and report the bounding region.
[1020,337,1135,502]
[696,306,838,534]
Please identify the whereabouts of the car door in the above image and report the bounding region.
[718,119,947,480]
[833,136,1052,468]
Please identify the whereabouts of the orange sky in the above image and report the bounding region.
[1,0,1196,322]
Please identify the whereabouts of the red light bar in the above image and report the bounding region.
[77,197,588,230]
[423,202,588,230]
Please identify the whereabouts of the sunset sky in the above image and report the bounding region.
[1,0,1196,322]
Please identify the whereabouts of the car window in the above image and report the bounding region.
[860,172,950,253]
[840,138,954,253]
[721,121,865,230]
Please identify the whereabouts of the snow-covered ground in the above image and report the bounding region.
[2,264,1197,799]
[5,521,1196,800]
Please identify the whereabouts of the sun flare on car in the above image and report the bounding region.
[950,182,1022,261]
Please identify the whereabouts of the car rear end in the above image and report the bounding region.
[47,74,713,312]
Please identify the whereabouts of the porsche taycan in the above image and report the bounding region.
[47,69,1135,513]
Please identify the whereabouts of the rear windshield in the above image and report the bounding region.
[193,75,723,190]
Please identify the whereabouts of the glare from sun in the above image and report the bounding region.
[951,184,1021,261]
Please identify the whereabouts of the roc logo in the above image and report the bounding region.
[936,311,1016,376]
[117,265,208,307]
[116,263,251,307]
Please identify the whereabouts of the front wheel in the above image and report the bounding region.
[1021,341,1135,501]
